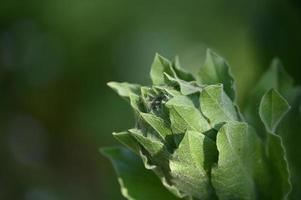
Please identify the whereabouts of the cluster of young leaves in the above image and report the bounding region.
[102,50,293,200]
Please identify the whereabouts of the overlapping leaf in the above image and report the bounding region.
[169,130,217,199]
[104,51,293,200]
[244,59,294,134]
[211,122,257,200]
[265,133,292,200]
[166,95,211,135]
[200,84,238,127]
[198,49,236,101]
[258,89,292,199]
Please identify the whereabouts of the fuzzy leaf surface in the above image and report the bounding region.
[166,95,211,135]
[169,130,217,199]
[200,84,238,127]
[211,122,257,200]
[198,49,236,101]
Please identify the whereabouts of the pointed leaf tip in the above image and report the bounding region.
[172,56,195,82]
[198,49,236,101]
[270,58,294,91]
[112,131,140,154]
[259,89,291,132]
[107,81,141,99]
[251,58,294,97]
[150,53,172,85]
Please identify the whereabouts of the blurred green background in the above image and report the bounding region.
[0,0,301,199]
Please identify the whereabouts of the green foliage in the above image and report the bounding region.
[245,59,301,199]
[259,89,290,133]
[102,50,297,199]
[102,147,178,200]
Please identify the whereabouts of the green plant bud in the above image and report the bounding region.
[102,49,292,200]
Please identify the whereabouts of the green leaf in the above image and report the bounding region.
[129,131,180,197]
[200,84,238,127]
[259,89,291,132]
[101,147,179,200]
[164,73,201,95]
[140,112,172,140]
[107,82,141,99]
[211,122,257,200]
[244,59,294,133]
[107,53,294,200]
[107,82,145,113]
[198,49,236,101]
[129,128,166,157]
[165,95,211,135]
[245,63,293,199]
[138,149,185,198]
[128,128,172,172]
[112,131,140,154]
[154,86,182,97]
[173,56,195,82]
[129,93,143,111]
[252,59,293,98]
[169,130,217,199]
[264,133,292,199]
[150,53,173,85]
